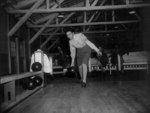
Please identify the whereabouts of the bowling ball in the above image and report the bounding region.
[31,62,42,72]
[27,77,37,90]
[34,76,43,86]
[66,66,77,78]
[22,77,36,90]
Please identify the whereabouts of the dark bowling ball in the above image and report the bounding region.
[31,62,42,72]
[26,77,37,90]
[34,76,43,86]
[66,66,77,78]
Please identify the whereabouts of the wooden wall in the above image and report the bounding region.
[142,7,150,51]
[140,6,150,61]
[0,7,30,76]
[0,7,9,75]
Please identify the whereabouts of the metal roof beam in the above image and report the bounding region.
[41,29,125,35]
[7,4,150,13]
[29,20,139,28]
[35,0,82,24]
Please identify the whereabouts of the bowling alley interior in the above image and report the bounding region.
[0,0,150,113]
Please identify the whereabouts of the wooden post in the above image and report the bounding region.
[46,0,50,9]
[49,56,53,75]
[4,81,15,102]
[41,51,45,87]
[15,37,20,74]
[126,0,130,4]
[86,0,90,7]
[7,14,11,74]
[109,63,112,75]
[84,12,87,23]
[23,41,26,72]
[117,54,122,85]
[88,58,91,72]
[28,28,31,60]
[112,0,115,22]
[117,54,121,71]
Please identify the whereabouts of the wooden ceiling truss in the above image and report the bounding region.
[2,0,150,49]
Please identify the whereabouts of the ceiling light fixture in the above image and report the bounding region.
[106,33,110,36]
[57,13,64,18]
[114,26,119,28]
[129,10,136,14]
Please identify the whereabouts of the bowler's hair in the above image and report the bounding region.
[64,27,74,34]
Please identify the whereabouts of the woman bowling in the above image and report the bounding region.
[65,28,102,88]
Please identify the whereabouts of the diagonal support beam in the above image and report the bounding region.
[45,28,56,33]
[87,0,103,23]
[91,0,99,6]
[41,29,59,49]
[114,15,127,29]
[85,0,100,31]
[48,38,59,50]
[87,0,107,31]
[29,0,64,44]
[12,0,37,9]
[40,12,75,48]
[35,0,65,24]
[29,13,58,44]
[88,0,106,22]
[8,0,44,37]
[133,12,141,21]
[35,14,58,24]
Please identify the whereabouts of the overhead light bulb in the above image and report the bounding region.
[114,26,118,28]
[58,14,64,18]
[57,13,64,18]
[129,10,136,14]
[106,33,110,36]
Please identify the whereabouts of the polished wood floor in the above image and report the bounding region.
[8,72,150,113]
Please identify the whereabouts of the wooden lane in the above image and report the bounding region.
[8,76,150,113]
